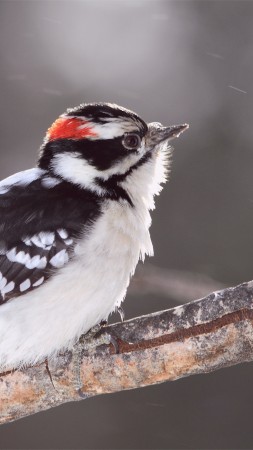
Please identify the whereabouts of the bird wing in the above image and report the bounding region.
[0,229,74,303]
[0,168,101,304]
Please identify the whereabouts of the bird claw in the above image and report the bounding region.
[44,358,56,390]
[116,306,125,322]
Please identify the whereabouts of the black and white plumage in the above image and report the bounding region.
[0,102,188,369]
[0,170,101,303]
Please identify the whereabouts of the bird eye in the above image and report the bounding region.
[122,133,141,150]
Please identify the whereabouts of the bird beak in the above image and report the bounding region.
[146,122,189,148]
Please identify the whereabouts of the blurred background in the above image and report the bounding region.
[1,0,253,448]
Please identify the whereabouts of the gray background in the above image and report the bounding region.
[1,0,253,448]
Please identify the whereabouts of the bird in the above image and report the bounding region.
[0,102,188,371]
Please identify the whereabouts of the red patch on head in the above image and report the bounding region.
[47,117,98,141]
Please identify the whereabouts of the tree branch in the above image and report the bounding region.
[1,279,253,424]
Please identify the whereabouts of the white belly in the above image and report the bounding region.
[0,199,153,369]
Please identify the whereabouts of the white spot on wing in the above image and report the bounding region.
[3,281,15,294]
[33,276,44,287]
[7,249,29,266]
[30,235,44,248]
[40,232,55,246]
[58,229,68,239]
[26,255,47,270]
[15,251,28,265]
[49,249,69,268]
[23,238,32,246]
[20,279,31,292]
[6,248,18,262]
[37,257,47,269]
[7,248,47,269]
[0,273,7,289]
[30,232,54,249]
[64,238,73,245]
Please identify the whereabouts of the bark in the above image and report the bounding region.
[1,279,253,424]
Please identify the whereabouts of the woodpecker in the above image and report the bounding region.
[0,102,188,370]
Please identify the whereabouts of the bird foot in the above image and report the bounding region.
[72,323,119,397]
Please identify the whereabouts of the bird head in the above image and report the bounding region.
[38,102,188,197]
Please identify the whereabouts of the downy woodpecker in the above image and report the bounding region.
[0,102,188,370]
